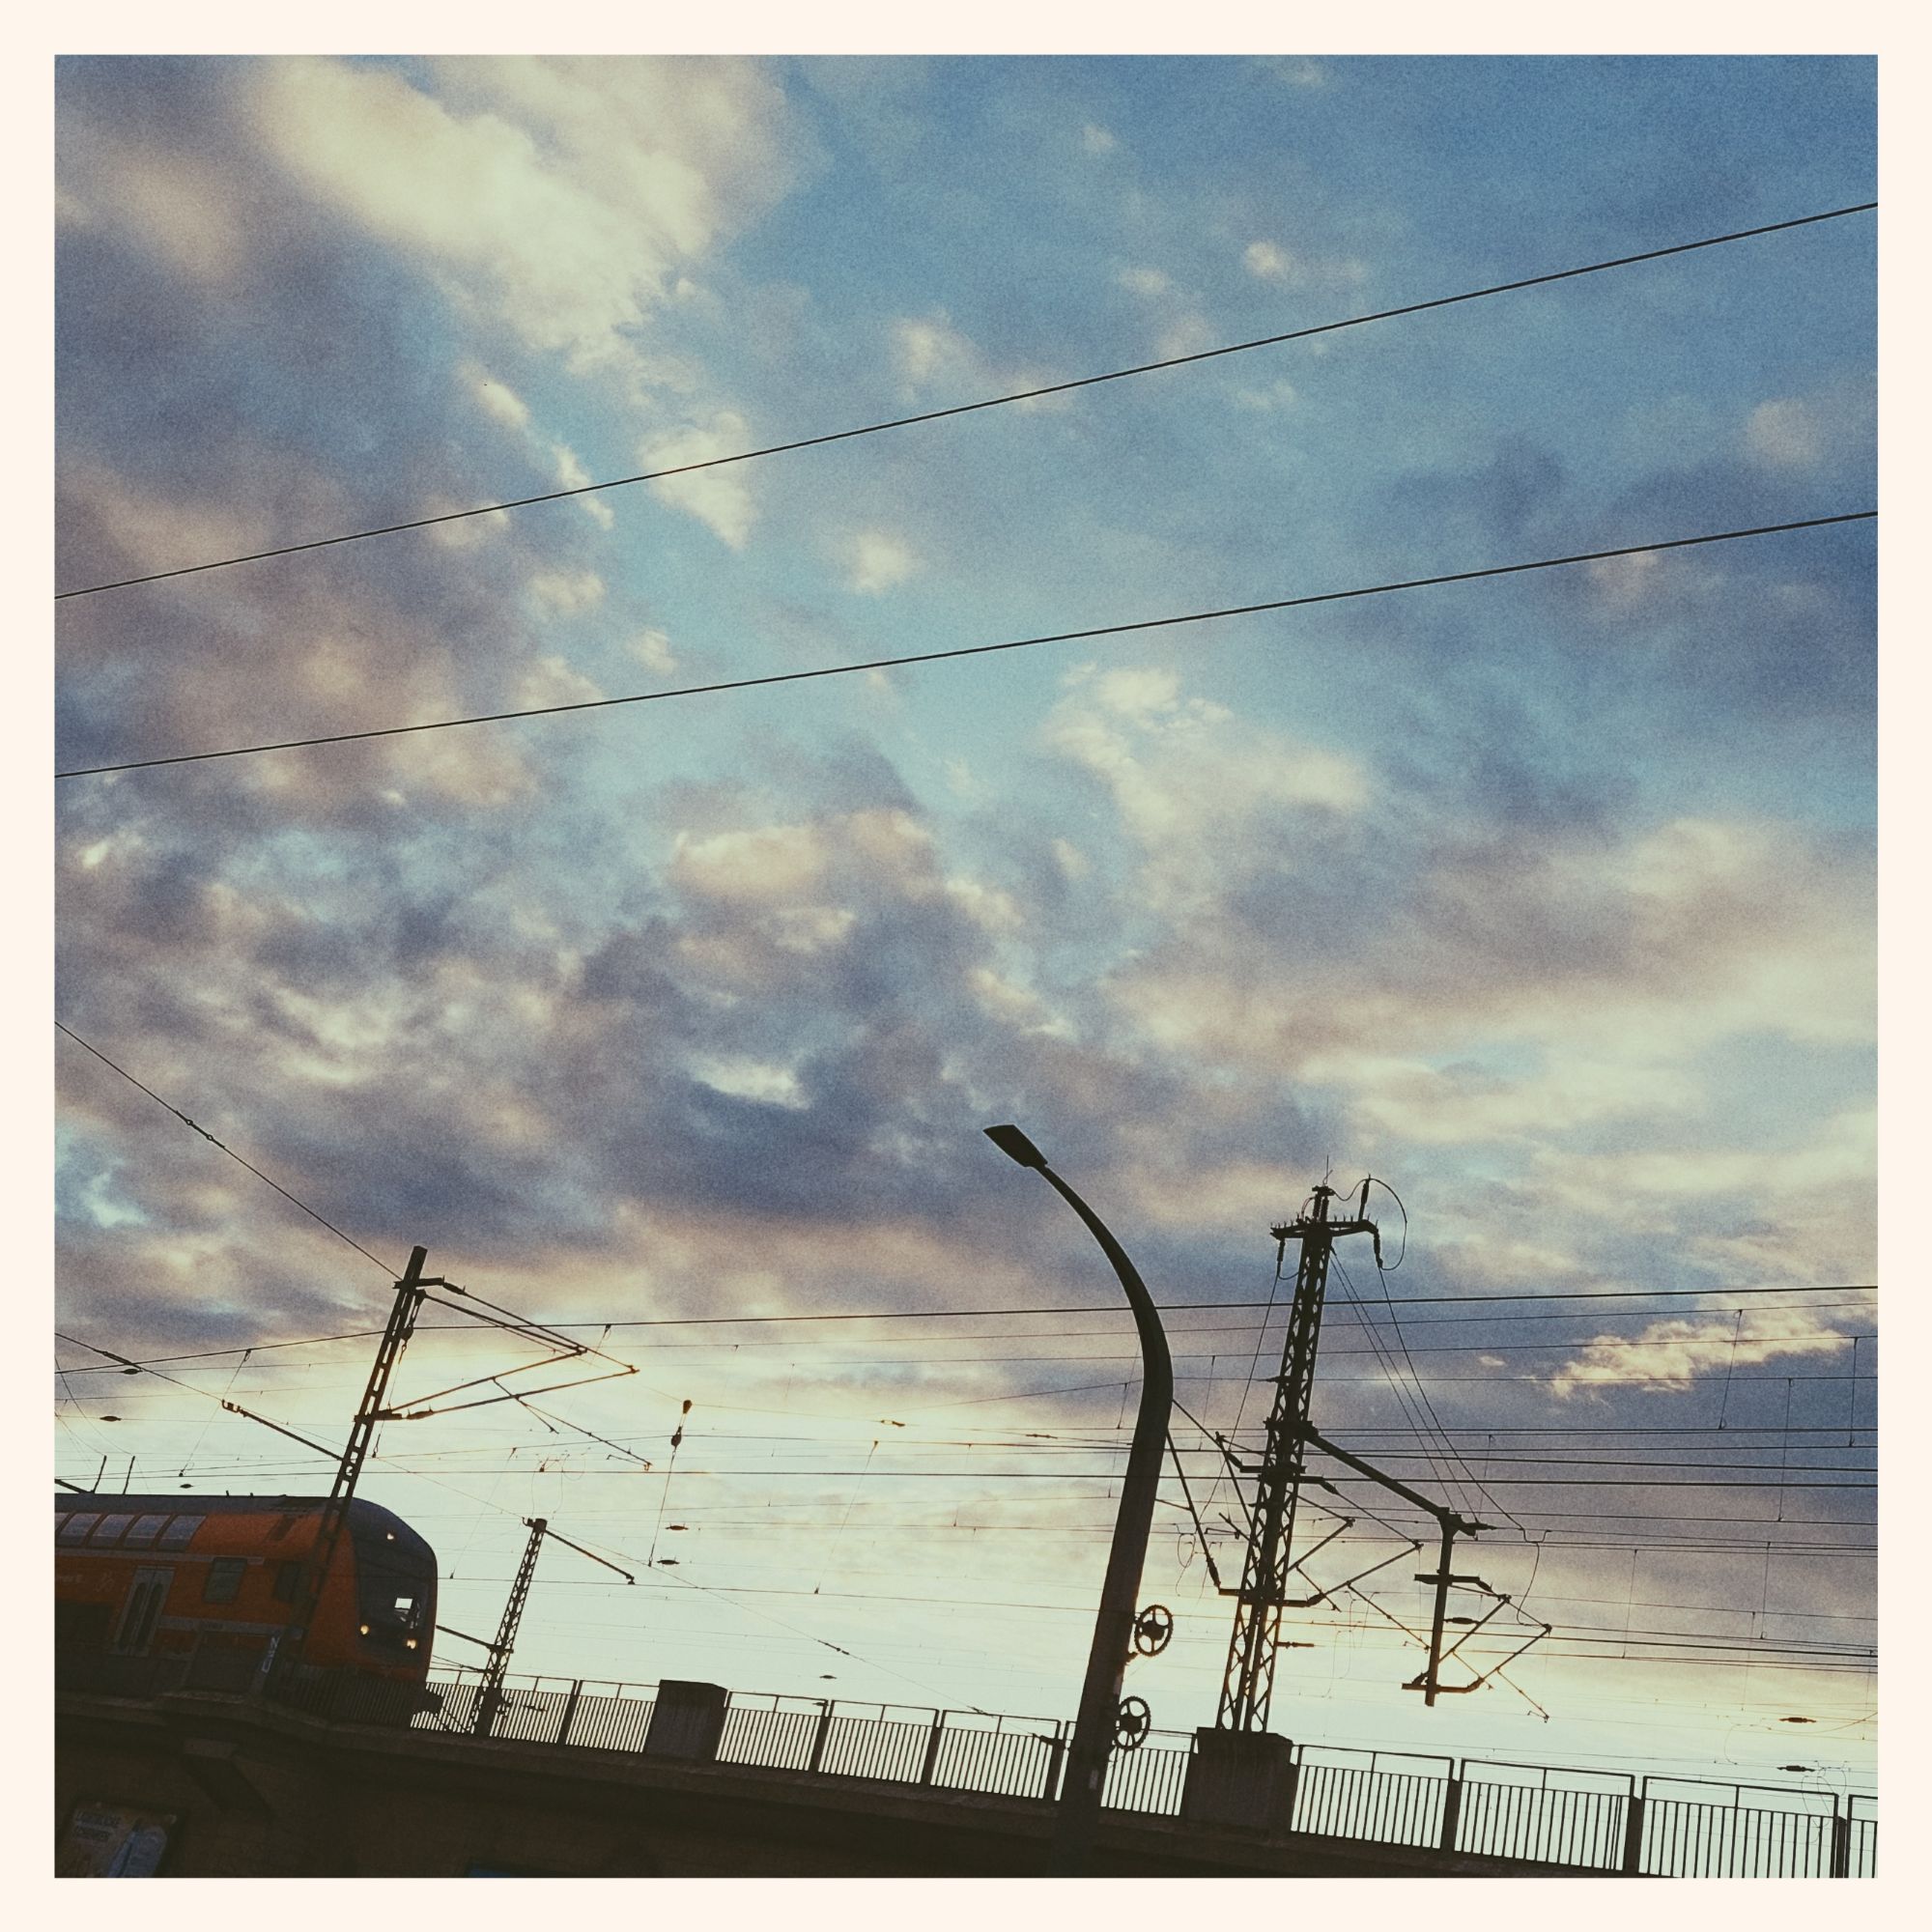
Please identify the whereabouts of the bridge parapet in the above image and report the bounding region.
[55,1661,1877,1878]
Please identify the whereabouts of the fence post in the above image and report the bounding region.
[807,1699,835,1776]
[555,1679,582,1747]
[1830,1804,1851,1879]
[920,1710,948,1787]
[1622,1784,1648,1876]
[1439,1764,1463,1855]
[1040,1723,1069,1802]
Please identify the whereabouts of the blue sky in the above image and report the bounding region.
[54,55,1876,1785]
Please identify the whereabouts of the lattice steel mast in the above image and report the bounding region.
[1216,1183,1379,1732]
[266,1244,432,1691]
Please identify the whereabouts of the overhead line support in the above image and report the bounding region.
[264,1244,433,1696]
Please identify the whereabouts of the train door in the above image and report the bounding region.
[111,1567,173,1656]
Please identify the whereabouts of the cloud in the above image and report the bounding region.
[526,568,606,613]
[515,655,604,709]
[1741,384,1874,477]
[630,627,679,675]
[642,412,756,549]
[251,57,798,375]
[893,315,978,390]
[671,823,833,904]
[1269,57,1330,89]
[462,361,532,430]
[1108,811,1872,1075]
[847,531,919,594]
[553,443,615,528]
[1548,1305,1854,1399]
[1243,237,1368,290]
[1244,241,1293,281]
[1233,379,1298,412]
[889,312,1061,412]
[1045,664,1369,910]
[1081,124,1118,155]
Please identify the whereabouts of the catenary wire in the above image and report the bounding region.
[52,200,1877,603]
[44,1284,1870,1369]
[55,1020,396,1276]
[54,510,1876,779]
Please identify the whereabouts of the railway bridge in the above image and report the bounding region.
[56,1660,1876,1879]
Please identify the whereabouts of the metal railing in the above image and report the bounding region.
[1294,1747,1451,1851]
[93,1653,1874,1877]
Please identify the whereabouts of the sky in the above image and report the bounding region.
[52,53,1877,1799]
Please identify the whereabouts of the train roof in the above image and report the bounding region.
[54,1492,422,1538]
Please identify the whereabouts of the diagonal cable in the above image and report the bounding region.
[53,201,1876,602]
[55,1019,395,1275]
[53,511,1876,781]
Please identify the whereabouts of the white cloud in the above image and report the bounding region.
[689,1055,809,1109]
[1745,397,1828,470]
[629,627,678,675]
[672,824,830,902]
[526,568,606,613]
[848,531,919,594]
[1045,664,1368,915]
[893,313,983,391]
[1548,1305,1853,1399]
[57,140,248,284]
[1117,266,1172,298]
[1081,124,1118,155]
[463,362,532,430]
[1156,315,1218,360]
[889,312,1062,412]
[1234,379,1298,412]
[641,412,755,549]
[944,875,1024,932]
[1274,58,1329,89]
[1244,241,1294,281]
[1239,240,1369,293]
[554,442,614,528]
[515,654,604,709]
[248,59,792,549]
[252,57,797,373]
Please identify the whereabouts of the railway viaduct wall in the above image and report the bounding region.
[56,1688,1594,1878]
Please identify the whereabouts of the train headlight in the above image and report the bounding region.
[405,1637,418,1650]
[358,1623,370,1635]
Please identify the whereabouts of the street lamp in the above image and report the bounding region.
[983,1123,1174,1877]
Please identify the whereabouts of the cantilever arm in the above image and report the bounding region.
[1300,1424,1488,1534]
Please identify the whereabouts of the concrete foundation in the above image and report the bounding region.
[1181,1727,1299,1833]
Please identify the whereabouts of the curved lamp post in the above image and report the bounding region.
[983,1123,1174,1878]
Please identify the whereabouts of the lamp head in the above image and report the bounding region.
[983,1122,1048,1170]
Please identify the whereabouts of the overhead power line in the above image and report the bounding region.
[52,510,1878,779]
[55,1019,394,1276]
[46,1283,1875,1374]
[52,200,1875,603]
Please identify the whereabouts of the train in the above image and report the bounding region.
[54,1492,438,1698]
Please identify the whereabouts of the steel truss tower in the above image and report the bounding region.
[267,1245,432,1692]
[1216,1184,1379,1732]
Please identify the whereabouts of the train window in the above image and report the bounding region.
[124,1514,171,1548]
[112,1569,173,1656]
[272,1561,302,1602]
[202,1558,245,1605]
[58,1514,100,1545]
[89,1514,135,1545]
[157,1517,203,1550]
